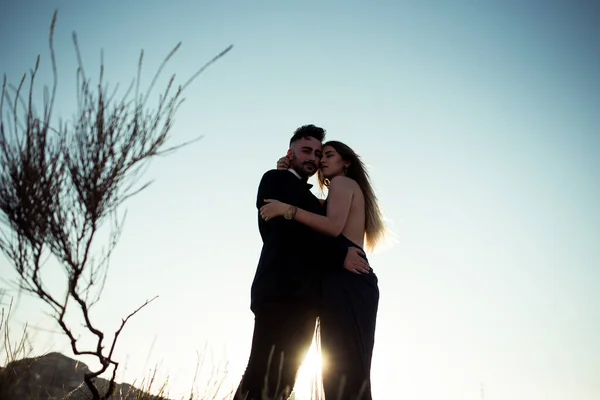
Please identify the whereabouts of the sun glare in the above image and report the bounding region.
[293,339,325,400]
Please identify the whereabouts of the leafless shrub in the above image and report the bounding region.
[0,10,232,400]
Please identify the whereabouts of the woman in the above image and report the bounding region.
[259,141,385,400]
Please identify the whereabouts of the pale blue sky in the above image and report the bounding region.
[1,1,599,399]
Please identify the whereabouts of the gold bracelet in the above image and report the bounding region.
[284,205,297,220]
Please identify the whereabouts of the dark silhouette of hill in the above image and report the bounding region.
[0,352,169,400]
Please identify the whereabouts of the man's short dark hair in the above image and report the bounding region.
[289,124,326,146]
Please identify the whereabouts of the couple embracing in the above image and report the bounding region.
[234,124,385,400]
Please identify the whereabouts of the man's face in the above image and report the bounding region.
[287,137,322,178]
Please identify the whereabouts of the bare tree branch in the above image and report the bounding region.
[0,9,232,400]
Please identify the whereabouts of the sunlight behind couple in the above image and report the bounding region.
[294,338,325,400]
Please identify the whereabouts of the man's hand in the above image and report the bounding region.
[343,247,370,274]
[277,156,291,170]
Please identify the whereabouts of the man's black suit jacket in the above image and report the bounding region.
[250,169,347,313]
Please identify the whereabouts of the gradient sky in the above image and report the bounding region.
[1,1,599,399]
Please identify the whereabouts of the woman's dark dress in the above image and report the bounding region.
[318,206,380,400]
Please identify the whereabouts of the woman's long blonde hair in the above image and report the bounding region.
[318,141,385,251]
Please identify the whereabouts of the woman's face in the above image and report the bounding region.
[320,145,349,179]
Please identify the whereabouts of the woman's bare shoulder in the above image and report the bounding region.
[330,175,360,192]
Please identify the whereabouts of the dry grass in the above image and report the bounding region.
[0,297,312,400]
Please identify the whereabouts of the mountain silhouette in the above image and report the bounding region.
[0,352,169,399]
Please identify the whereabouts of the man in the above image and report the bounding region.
[234,124,370,400]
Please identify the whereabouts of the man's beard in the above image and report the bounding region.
[291,159,317,179]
